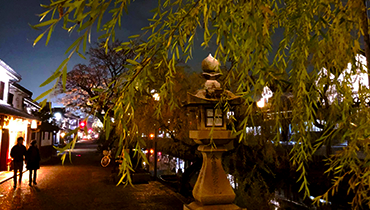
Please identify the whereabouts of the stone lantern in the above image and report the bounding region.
[184,54,242,210]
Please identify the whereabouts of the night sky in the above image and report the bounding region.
[0,1,208,105]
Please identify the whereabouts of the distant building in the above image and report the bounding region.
[52,107,80,145]
[317,54,369,104]
[33,102,60,159]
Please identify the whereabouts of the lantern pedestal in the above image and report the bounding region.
[184,141,241,210]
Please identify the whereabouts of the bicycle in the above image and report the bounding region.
[101,149,112,167]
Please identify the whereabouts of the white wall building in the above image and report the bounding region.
[317,54,369,104]
[0,59,41,171]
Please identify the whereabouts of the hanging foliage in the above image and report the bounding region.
[32,0,370,208]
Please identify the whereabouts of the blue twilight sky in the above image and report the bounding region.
[0,1,210,105]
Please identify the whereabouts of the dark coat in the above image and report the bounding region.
[10,144,27,162]
[26,146,41,170]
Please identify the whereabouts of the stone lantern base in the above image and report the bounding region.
[183,144,243,210]
[184,201,241,210]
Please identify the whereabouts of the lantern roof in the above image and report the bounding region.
[186,54,242,106]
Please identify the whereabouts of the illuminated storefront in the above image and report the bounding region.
[0,106,39,171]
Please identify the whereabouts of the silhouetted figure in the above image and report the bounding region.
[26,140,40,186]
[10,137,27,189]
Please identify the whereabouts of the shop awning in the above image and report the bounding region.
[0,103,39,120]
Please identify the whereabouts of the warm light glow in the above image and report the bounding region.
[31,120,37,129]
[3,117,28,160]
[54,112,62,120]
[257,98,265,108]
[158,152,161,156]
[3,117,28,131]
[150,149,154,154]
[60,132,66,138]
[149,133,155,139]
[88,128,93,133]
[153,93,160,101]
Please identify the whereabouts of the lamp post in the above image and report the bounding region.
[152,92,160,179]
[149,132,157,179]
[154,129,158,179]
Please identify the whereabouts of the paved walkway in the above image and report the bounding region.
[0,170,14,185]
[0,140,189,210]
[0,167,26,185]
[0,156,52,185]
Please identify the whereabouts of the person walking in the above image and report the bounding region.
[26,140,40,186]
[10,137,27,189]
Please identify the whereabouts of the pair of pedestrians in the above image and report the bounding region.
[10,137,40,188]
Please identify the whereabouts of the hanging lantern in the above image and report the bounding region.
[31,120,37,129]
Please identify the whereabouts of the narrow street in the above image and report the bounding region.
[0,140,185,210]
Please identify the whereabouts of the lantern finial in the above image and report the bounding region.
[201,54,220,73]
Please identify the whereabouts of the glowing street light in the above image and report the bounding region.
[60,132,66,138]
[256,98,265,108]
[150,92,160,178]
